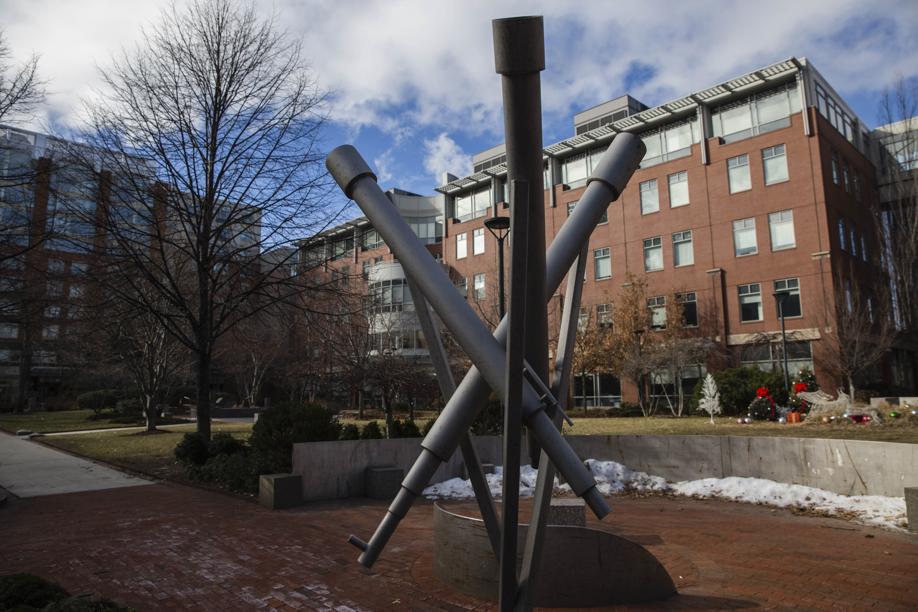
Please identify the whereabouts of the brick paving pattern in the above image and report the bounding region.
[1,482,916,611]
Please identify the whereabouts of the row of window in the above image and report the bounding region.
[0,322,64,341]
[738,278,801,323]
[584,209,796,280]
[455,228,487,259]
[829,150,864,201]
[836,218,870,263]
[454,273,487,300]
[637,143,789,216]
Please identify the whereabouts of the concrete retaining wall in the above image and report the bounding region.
[292,436,503,502]
[291,434,918,502]
[564,435,918,497]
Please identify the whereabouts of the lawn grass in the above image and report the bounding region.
[566,415,918,444]
[40,422,252,481]
[0,409,148,434]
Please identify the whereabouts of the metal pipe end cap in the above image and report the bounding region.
[587,132,646,197]
[492,16,545,75]
[326,145,377,199]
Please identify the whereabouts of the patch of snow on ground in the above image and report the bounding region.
[422,460,906,530]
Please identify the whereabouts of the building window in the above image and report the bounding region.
[643,237,663,271]
[867,296,874,323]
[596,303,612,326]
[0,323,18,339]
[362,228,383,250]
[47,280,64,296]
[831,153,840,185]
[844,279,853,313]
[455,276,467,297]
[738,283,763,322]
[712,82,799,143]
[42,325,60,340]
[562,152,589,186]
[727,154,751,193]
[837,219,846,251]
[677,292,698,327]
[842,162,851,192]
[473,273,486,300]
[44,306,61,319]
[455,186,491,221]
[640,179,659,214]
[578,306,589,330]
[774,278,801,318]
[648,296,666,329]
[456,232,467,259]
[733,218,757,256]
[668,171,689,207]
[768,210,795,251]
[69,284,84,299]
[362,260,371,280]
[672,230,694,267]
[639,119,699,168]
[593,247,611,279]
[567,200,607,224]
[854,173,862,201]
[473,228,485,255]
[860,235,868,262]
[762,144,788,185]
[48,259,66,274]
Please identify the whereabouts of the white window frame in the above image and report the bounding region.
[647,296,666,329]
[640,179,659,215]
[668,171,689,207]
[727,154,751,194]
[672,230,694,267]
[643,236,663,272]
[733,218,758,257]
[762,144,789,185]
[768,210,795,251]
[456,232,467,259]
[593,247,611,280]
[738,283,764,322]
[473,273,486,300]
[472,228,485,255]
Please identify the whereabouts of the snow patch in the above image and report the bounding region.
[422,460,907,531]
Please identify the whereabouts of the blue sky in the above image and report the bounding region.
[3,0,917,216]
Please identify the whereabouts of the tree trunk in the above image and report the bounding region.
[144,393,157,432]
[196,350,212,441]
[383,393,393,438]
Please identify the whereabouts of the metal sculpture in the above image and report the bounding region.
[326,15,645,610]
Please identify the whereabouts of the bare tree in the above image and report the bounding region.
[1,30,45,266]
[875,78,918,331]
[66,0,331,439]
[0,30,43,124]
[607,276,658,416]
[570,309,612,411]
[819,273,897,400]
[649,292,714,417]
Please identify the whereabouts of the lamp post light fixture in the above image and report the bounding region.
[773,292,791,398]
[484,214,511,318]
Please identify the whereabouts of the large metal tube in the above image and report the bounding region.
[328,132,644,568]
[328,147,598,496]
[493,16,549,469]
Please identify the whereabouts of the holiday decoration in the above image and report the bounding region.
[699,374,722,424]
[778,416,787,424]
[888,411,900,419]
[788,367,818,413]
[748,387,777,421]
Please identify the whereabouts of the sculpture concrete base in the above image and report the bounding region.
[433,502,676,607]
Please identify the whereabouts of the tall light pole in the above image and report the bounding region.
[773,292,791,398]
[484,214,511,319]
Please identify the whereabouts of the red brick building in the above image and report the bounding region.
[434,57,916,406]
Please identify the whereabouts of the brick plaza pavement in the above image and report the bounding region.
[1,481,916,611]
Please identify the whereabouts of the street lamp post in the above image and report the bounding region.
[773,292,791,398]
[484,214,511,319]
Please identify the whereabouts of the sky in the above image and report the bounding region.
[2,0,917,209]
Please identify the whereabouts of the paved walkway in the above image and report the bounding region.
[1,480,915,611]
[0,431,151,497]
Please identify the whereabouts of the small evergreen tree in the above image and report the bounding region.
[698,374,721,424]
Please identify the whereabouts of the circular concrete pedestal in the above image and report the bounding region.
[433,502,676,608]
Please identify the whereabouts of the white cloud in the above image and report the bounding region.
[373,148,395,184]
[423,132,471,183]
[3,0,916,137]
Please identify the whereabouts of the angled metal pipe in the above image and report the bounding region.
[404,278,502,558]
[328,132,644,568]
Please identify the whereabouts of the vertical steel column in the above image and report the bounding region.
[493,17,549,468]
[405,278,502,558]
[499,180,529,610]
[516,245,589,610]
